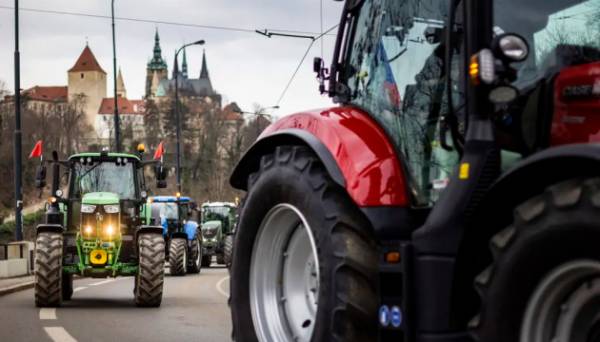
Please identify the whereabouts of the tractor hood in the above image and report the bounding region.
[82,192,120,205]
[201,220,221,239]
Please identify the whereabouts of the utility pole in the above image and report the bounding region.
[13,0,23,241]
[174,40,205,193]
[111,0,120,151]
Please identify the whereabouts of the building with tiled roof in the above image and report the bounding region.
[96,70,145,143]
[24,86,68,103]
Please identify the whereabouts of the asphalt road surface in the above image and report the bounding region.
[0,265,231,342]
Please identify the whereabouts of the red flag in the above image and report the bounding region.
[153,141,165,160]
[29,140,43,159]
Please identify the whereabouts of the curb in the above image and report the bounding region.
[0,280,34,297]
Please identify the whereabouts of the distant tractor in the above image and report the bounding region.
[228,0,600,341]
[200,202,236,267]
[149,195,202,275]
[33,146,168,307]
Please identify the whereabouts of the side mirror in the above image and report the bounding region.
[424,26,444,44]
[155,163,168,189]
[313,57,323,73]
[35,165,47,189]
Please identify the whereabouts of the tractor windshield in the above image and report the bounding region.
[153,203,179,220]
[343,0,462,205]
[495,0,600,84]
[72,162,136,200]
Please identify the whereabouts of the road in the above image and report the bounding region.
[0,266,231,342]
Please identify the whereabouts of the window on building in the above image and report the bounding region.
[80,73,84,79]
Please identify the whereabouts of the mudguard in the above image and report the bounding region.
[230,106,408,207]
[184,221,198,241]
[36,224,63,235]
[137,225,163,236]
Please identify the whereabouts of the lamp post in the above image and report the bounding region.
[111,0,120,151]
[13,0,22,241]
[175,40,205,193]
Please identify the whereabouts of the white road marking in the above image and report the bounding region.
[39,308,57,320]
[73,286,86,293]
[89,279,115,286]
[44,327,78,342]
[216,276,230,298]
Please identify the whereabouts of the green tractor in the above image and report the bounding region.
[33,147,168,307]
[200,202,237,267]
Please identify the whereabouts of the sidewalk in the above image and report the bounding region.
[0,275,34,296]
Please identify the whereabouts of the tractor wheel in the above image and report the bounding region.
[35,232,63,307]
[201,254,212,267]
[169,238,187,276]
[135,233,165,307]
[216,253,225,265]
[223,235,233,268]
[230,146,378,342]
[62,273,73,301]
[187,235,202,274]
[471,178,600,342]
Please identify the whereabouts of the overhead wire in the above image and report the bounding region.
[0,5,335,36]
[275,23,339,107]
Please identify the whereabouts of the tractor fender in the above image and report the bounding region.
[450,143,600,326]
[183,221,198,241]
[170,232,188,240]
[36,224,63,235]
[230,106,408,207]
[137,225,164,236]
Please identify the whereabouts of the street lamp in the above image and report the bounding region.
[175,40,205,193]
[13,0,23,241]
[233,106,279,136]
[111,0,120,151]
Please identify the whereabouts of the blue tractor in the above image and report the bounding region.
[149,195,202,275]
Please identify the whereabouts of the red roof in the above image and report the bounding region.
[98,97,145,115]
[23,86,68,102]
[221,102,243,121]
[69,46,106,74]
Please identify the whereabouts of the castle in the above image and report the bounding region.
[2,29,236,148]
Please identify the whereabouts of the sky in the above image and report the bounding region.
[0,0,344,118]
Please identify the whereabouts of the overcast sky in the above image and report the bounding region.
[0,0,344,117]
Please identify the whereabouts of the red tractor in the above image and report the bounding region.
[229,0,600,341]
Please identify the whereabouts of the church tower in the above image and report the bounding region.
[67,44,107,127]
[146,29,168,98]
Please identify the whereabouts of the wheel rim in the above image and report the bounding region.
[250,204,320,342]
[182,241,187,268]
[520,260,600,342]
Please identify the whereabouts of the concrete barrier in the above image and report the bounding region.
[0,259,29,278]
[0,241,34,278]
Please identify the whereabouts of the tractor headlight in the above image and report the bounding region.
[83,225,94,236]
[105,225,115,236]
[104,204,120,214]
[81,204,96,213]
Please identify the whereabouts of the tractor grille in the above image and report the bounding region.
[202,227,218,239]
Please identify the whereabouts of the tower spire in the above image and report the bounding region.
[116,67,126,98]
[182,48,188,79]
[200,49,209,79]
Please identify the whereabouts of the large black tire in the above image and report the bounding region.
[187,235,202,274]
[135,233,165,307]
[471,178,600,342]
[223,235,233,268]
[201,254,212,267]
[35,232,63,307]
[216,253,225,265]
[169,238,187,276]
[62,273,73,301]
[230,145,378,342]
